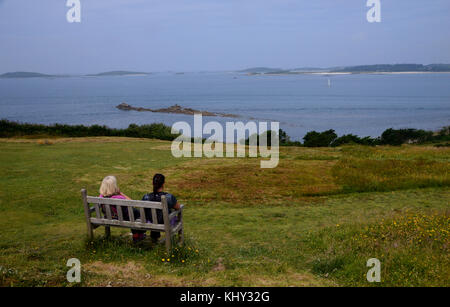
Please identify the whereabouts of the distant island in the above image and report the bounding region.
[333,64,450,73]
[86,71,150,77]
[2,64,450,79]
[239,64,450,75]
[238,67,282,74]
[116,103,239,118]
[0,70,150,79]
[0,72,59,78]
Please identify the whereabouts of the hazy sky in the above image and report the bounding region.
[1,0,449,74]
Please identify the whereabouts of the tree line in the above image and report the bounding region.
[0,120,177,141]
[1,119,449,147]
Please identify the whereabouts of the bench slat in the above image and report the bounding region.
[87,196,162,209]
[151,208,158,224]
[128,207,135,222]
[105,204,112,220]
[90,217,165,231]
[117,205,123,222]
[139,207,146,223]
[94,203,101,219]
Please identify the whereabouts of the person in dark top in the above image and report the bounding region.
[142,173,181,243]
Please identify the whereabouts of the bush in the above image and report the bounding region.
[244,129,279,147]
[331,134,379,147]
[435,126,450,142]
[0,120,179,141]
[3,119,447,147]
[303,129,337,147]
[380,128,433,146]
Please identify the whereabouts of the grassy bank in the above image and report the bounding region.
[0,137,448,286]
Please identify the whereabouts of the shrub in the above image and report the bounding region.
[331,134,379,147]
[380,128,433,146]
[435,126,450,142]
[0,120,179,141]
[244,129,280,147]
[303,129,337,147]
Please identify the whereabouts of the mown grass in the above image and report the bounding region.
[0,138,449,286]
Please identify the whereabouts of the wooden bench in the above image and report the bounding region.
[81,189,184,252]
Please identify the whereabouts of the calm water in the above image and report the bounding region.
[0,72,449,140]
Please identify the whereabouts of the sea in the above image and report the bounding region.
[0,72,449,141]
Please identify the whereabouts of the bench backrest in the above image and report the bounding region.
[81,189,170,231]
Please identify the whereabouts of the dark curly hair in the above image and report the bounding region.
[153,173,165,193]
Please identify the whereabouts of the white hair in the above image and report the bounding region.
[99,175,120,197]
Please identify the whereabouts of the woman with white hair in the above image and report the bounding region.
[99,175,145,243]
[99,175,131,201]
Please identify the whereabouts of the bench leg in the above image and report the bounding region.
[105,226,111,239]
[87,223,94,241]
[82,189,93,241]
[179,226,184,245]
[165,232,172,253]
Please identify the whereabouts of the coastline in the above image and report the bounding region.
[257,71,450,76]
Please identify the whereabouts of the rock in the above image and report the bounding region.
[115,103,240,118]
[116,103,133,110]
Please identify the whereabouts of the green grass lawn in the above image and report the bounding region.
[0,137,448,286]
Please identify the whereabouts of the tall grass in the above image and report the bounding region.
[333,158,450,193]
[302,210,449,286]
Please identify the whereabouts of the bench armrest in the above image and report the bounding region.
[169,204,184,220]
